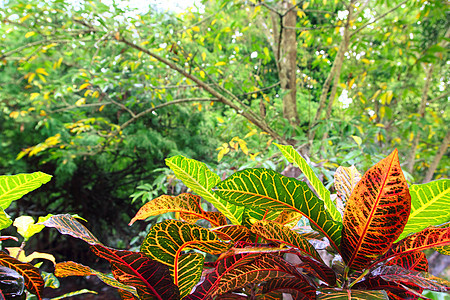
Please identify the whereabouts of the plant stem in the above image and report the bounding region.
[348,269,369,288]
[16,241,26,259]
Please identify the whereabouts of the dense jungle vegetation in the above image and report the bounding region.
[0,0,448,299]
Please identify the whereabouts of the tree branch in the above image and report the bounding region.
[350,0,409,38]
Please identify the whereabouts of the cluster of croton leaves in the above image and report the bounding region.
[0,144,449,299]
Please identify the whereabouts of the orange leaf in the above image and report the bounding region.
[341,149,411,270]
[0,252,44,299]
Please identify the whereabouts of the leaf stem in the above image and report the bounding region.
[348,269,369,288]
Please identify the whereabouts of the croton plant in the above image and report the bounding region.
[0,144,449,299]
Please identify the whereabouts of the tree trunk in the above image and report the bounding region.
[423,130,450,183]
[279,1,299,126]
[406,63,434,174]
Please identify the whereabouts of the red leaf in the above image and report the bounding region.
[385,251,428,272]
[341,150,411,270]
[90,245,180,300]
[260,276,315,299]
[377,227,450,266]
[0,252,44,299]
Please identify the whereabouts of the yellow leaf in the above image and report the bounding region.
[201,52,206,61]
[328,140,333,146]
[138,51,143,59]
[218,147,230,162]
[216,117,225,123]
[99,105,105,112]
[6,247,55,265]
[348,78,355,89]
[408,132,414,141]
[40,110,46,116]
[30,93,40,100]
[361,58,370,64]
[75,98,86,106]
[200,70,205,79]
[211,19,217,26]
[84,90,92,97]
[92,91,99,98]
[25,31,35,38]
[28,73,36,83]
[351,135,362,146]
[375,123,385,128]
[35,68,48,76]
[215,61,226,66]
[234,46,239,53]
[198,104,202,111]
[340,83,346,89]
[249,152,260,161]
[192,26,200,32]
[19,14,31,23]
[297,10,305,18]
[79,83,90,90]
[238,139,249,155]
[244,129,257,139]
[327,37,332,44]
[38,74,46,83]
[9,111,19,119]
[303,2,309,9]
[399,48,403,56]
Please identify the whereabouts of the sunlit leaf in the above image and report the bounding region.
[41,214,101,245]
[91,244,180,300]
[275,144,342,222]
[129,193,224,226]
[54,261,138,297]
[0,172,52,209]
[341,150,411,270]
[215,168,342,252]
[0,209,12,230]
[397,179,450,241]
[13,215,52,240]
[165,156,244,225]
[354,265,450,293]
[50,289,97,300]
[251,220,323,263]
[334,165,361,212]
[378,227,450,266]
[6,247,55,265]
[211,225,251,242]
[0,252,44,300]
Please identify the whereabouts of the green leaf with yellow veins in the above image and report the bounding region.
[166,155,244,225]
[0,172,52,209]
[215,168,342,252]
[275,143,342,223]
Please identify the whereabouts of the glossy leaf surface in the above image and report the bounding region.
[141,220,229,296]
[378,227,450,265]
[212,225,251,242]
[91,244,180,300]
[0,252,44,299]
[166,155,244,225]
[54,261,138,297]
[397,179,450,241]
[177,253,204,298]
[334,165,361,212]
[0,172,52,209]
[41,214,101,245]
[129,193,224,227]
[355,265,450,293]
[214,254,313,298]
[260,276,316,299]
[317,288,388,299]
[275,143,341,222]
[341,150,411,270]
[215,168,342,252]
[251,220,324,263]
